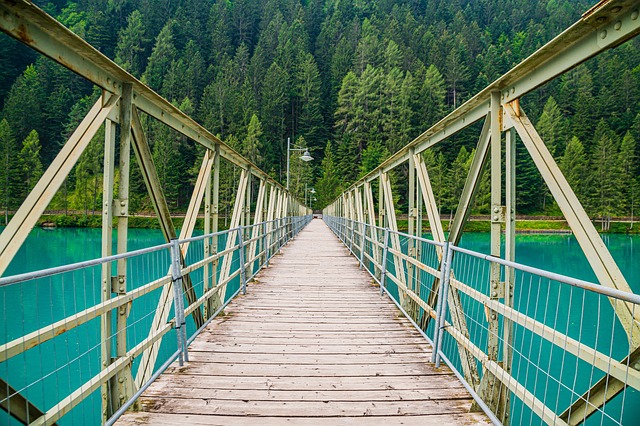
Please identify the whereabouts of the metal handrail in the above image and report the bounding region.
[0,215,312,426]
[323,214,640,426]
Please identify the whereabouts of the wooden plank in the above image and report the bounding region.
[142,387,472,401]
[137,397,475,417]
[117,220,488,425]
[187,343,430,354]
[143,374,459,391]
[192,336,431,345]
[184,352,432,365]
[117,413,490,425]
[164,362,440,377]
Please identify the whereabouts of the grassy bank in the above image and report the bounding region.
[0,214,634,234]
[395,219,639,234]
[31,214,229,230]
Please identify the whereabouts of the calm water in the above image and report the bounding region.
[0,227,638,424]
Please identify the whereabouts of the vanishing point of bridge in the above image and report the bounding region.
[1,1,640,425]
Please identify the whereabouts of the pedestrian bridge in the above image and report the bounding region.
[116,219,490,425]
[1,0,640,425]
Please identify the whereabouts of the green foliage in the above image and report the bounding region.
[315,141,341,209]
[114,10,146,76]
[242,114,264,167]
[1,0,638,223]
[590,121,622,219]
[0,119,17,224]
[560,136,588,204]
[17,130,43,200]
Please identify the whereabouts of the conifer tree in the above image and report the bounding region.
[143,22,177,92]
[590,121,622,223]
[18,130,44,201]
[315,141,341,208]
[296,53,324,149]
[445,146,471,212]
[560,136,589,205]
[537,96,567,157]
[421,64,447,127]
[114,10,146,76]
[619,132,638,221]
[2,65,44,145]
[0,119,17,224]
[243,114,264,167]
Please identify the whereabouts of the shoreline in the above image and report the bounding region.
[0,214,636,235]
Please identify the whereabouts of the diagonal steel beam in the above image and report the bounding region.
[218,169,250,296]
[448,115,491,245]
[505,102,640,344]
[0,94,118,276]
[414,153,445,250]
[131,109,177,242]
[0,377,57,426]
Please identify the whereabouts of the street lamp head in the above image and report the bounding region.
[310,188,316,194]
[300,150,313,162]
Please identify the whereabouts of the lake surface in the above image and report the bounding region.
[0,226,638,424]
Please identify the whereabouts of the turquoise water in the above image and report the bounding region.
[0,227,638,424]
[0,227,242,426]
[374,231,640,425]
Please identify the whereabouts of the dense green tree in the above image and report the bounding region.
[360,140,389,178]
[0,0,634,219]
[2,65,44,145]
[590,121,622,221]
[420,64,447,128]
[619,132,638,220]
[17,130,44,201]
[559,136,589,205]
[143,22,177,91]
[445,146,471,212]
[152,124,181,208]
[422,149,447,214]
[315,141,341,208]
[0,119,17,224]
[114,10,146,76]
[537,96,567,157]
[242,114,264,167]
[296,53,324,149]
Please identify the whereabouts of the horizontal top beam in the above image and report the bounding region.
[346,0,640,192]
[0,0,292,195]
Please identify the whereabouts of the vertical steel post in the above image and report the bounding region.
[262,221,268,267]
[359,223,365,270]
[408,148,417,317]
[170,239,188,365]
[435,243,453,368]
[100,109,117,421]
[237,226,247,295]
[431,242,450,363]
[380,228,390,296]
[244,171,252,279]
[113,83,133,411]
[203,150,213,319]
[209,145,221,314]
[349,219,355,254]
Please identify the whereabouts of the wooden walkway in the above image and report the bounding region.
[118,220,489,425]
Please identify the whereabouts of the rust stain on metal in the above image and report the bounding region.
[16,23,33,44]
[583,0,611,19]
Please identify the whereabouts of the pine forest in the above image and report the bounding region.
[1,0,639,224]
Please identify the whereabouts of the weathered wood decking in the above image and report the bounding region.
[118,220,489,425]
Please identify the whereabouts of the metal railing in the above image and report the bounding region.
[324,215,640,426]
[0,215,311,425]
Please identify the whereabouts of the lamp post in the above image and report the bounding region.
[305,186,316,209]
[286,137,313,191]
